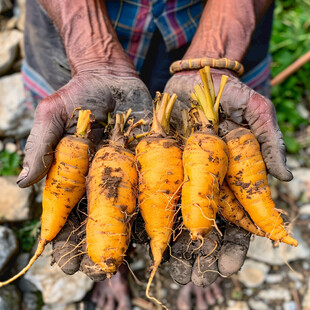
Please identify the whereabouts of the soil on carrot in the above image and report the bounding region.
[120,200,310,310]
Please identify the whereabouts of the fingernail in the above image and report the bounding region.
[17,167,29,184]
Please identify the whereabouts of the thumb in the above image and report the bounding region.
[246,92,293,182]
[17,94,67,187]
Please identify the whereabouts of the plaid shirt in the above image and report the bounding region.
[106,0,203,72]
[23,0,272,108]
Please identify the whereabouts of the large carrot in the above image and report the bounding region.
[136,93,183,307]
[86,111,140,276]
[181,67,228,240]
[223,127,298,246]
[219,181,266,237]
[0,110,93,286]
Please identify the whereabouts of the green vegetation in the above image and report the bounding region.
[0,150,22,176]
[14,219,41,252]
[271,0,310,153]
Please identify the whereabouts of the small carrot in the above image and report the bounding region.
[0,110,93,287]
[219,181,266,237]
[136,93,183,308]
[223,127,298,246]
[181,67,229,240]
[86,111,140,276]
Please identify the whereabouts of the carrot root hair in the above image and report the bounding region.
[146,261,169,310]
[0,239,47,287]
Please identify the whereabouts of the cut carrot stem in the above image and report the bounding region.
[157,93,170,127]
[165,94,178,131]
[213,75,228,127]
[76,110,92,137]
[194,85,215,123]
[204,66,215,103]
[191,92,198,102]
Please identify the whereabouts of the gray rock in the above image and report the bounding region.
[0,176,34,222]
[297,104,310,120]
[42,304,76,310]
[33,178,45,204]
[303,261,310,270]
[24,244,93,305]
[0,30,23,76]
[130,258,144,271]
[258,287,291,302]
[248,299,269,310]
[284,168,310,202]
[22,292,39,310]
[0,285,21,310]
[247,228,310,265]
[287,272,303,290]
[0,226,18,272]
[237,259,270,288]
[0,73,34,138]
[4,142,17,153]
[226,300,249,310]
[302,279,310,310]
[283,301,297,310]
[299,204,310,216]
[15,253,38,293]
[286,156,301,170]
[244,288,254,296]
[265,273,284,284]
[0,141,3,152]
[0,0,12,13]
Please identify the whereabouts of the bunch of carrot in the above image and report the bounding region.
[0,66,298,310]
[0,108,146,286]
[181,66,297,247]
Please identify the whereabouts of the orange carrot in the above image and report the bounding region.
[223,127,298,246]
[136,93,183,307]
[219,181,266,237]
[0,110,93,287]
[181,67,229,240]
[86,111,139,276]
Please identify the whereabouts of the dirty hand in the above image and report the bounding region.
[51,212,131,309]
[164,69,292,182]
[52,211,108,281]
[169,225,251,287]
[17,0,153,188]
[16,70,151,188]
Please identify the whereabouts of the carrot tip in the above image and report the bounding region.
[282,235,298,247]
[0,239,47,287]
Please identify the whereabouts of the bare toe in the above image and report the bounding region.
[177,282,194,310]
[193,285,209,310]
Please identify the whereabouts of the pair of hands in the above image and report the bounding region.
[17,65,292,286]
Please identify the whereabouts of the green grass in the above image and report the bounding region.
[0,150,22,176]
[271,0,310,153]
[13,219,41,252]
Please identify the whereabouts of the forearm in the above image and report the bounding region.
[38,0,136,76]
[184,0,274,61]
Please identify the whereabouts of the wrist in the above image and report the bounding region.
[70,52,138,78]
[38,0,137,77]
[183,0,257,62]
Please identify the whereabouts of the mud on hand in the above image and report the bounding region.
[169,224,251,287]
